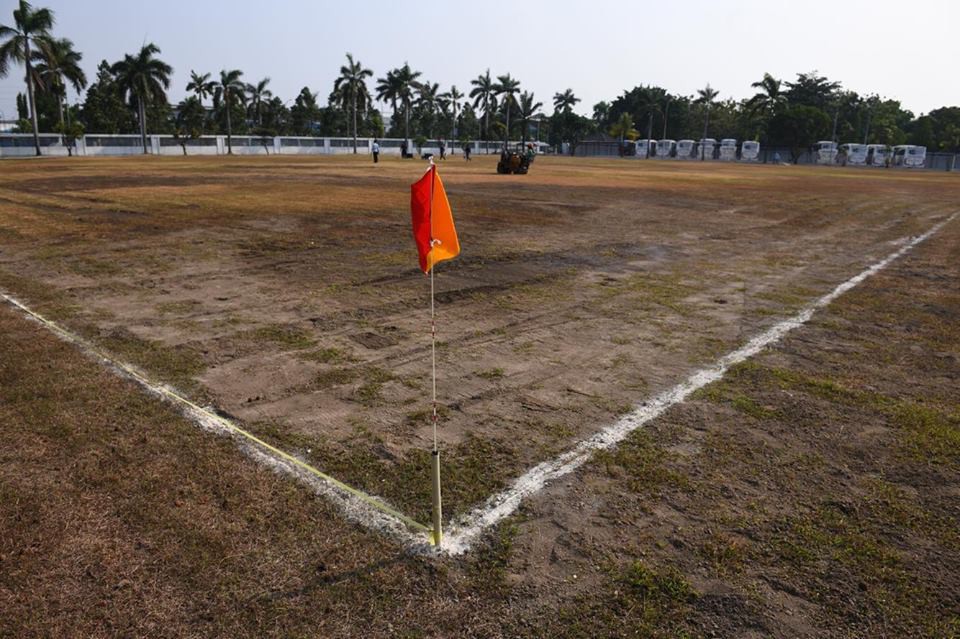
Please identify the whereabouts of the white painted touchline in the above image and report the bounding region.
[0,292,432,551]
[2,213,954,557]
[440,213,957,555]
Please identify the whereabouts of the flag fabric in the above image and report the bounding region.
[411,164,460,273]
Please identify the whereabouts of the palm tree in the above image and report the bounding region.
[469,69,495,151]
[517,91,542,145]
[110,43,172,154]
[695,83,719,160]
[186,70,215,106]
[416,80,440,137]
[635,87,666,141]
[442,85,463,152]
[553,88,579,113]
[215,68,245,154]
[746,73,785,118]
[417,81,440,113]
[333,54,371,153]
[375,69,402,137]
[494,73,520,144]
[0,0,55,156]
[609,112,636,144]
[376,63,420,146]
[245,76,272,126]
[34,36,86,132]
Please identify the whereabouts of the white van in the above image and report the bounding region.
[815,141,838,165]
[839,143,868,166]
[740,141,760,162]
[719,139,737,161]
[866,144,889,167]
[695,138,717,160]
[676,139,696,159]
[634,139,655,159]
[892,145,926,168]
[656,139,676,158]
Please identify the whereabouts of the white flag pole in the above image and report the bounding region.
[428,159,443,547]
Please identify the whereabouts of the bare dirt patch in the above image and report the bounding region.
[1,156,958,528]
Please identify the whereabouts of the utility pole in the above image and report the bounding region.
[662,97,671,139]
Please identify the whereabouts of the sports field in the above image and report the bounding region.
[1,155,958,637]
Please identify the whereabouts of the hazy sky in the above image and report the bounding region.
[1,0,957,123]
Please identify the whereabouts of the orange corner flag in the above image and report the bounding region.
[411,164,460,274]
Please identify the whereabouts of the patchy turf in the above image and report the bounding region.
[503,216,960,637]
[2,155,958,528]
[1,155,959,636]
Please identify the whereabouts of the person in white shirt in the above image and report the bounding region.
[372,140,380,163]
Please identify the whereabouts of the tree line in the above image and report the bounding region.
[2,0,958,158]
[593,74,960,161]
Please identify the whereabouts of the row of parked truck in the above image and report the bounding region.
[629,138,927,167]
[630,139,759,161]
[811,141,927,167]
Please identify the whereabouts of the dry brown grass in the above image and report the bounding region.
[1,155,959,636]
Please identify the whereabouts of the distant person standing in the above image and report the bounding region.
[438,139,446,160]
[463,143,472,161]
[773,151,781,164]
[372,139,380,163]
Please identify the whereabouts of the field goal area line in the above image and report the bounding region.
[2,212,955,556]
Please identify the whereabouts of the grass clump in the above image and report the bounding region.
[889,401,960,465]
[94,327,205,389]
[547,562,697,638]
[476,367,505,380]
[692,368,776,420]
[731,395,776,420]
[251,324,316,349]
[353,366,396,406]
[604,272,696,316]
[751,363,959,464]
[622,562,696,604]
[465,517,522,593]
[698,532,748,576]
[298,346,350,364]
[313,367,359,389]
[594,431,690,494]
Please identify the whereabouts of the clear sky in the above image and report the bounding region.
[1,0,957,123]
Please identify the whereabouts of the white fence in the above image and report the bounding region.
[0,133,547,158]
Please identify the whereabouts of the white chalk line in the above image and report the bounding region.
[0,292,433,551]
[440,213,957,555]
[2,213,954,558]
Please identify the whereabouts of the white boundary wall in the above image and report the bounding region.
[0,133,545,158]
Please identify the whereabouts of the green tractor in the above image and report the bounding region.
[496,143,536,174]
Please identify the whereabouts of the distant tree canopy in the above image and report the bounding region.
[768,105,832,161]
[44,65,960,153]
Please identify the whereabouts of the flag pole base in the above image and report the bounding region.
[431,449,442,547]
